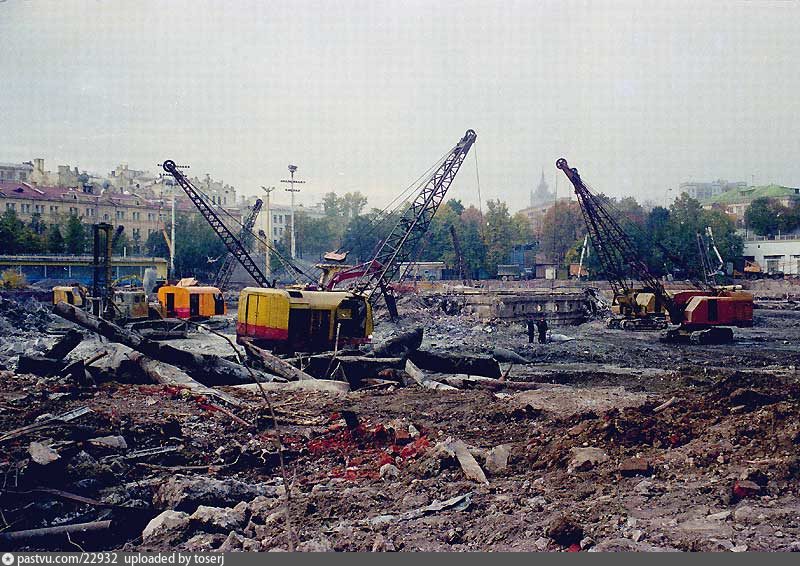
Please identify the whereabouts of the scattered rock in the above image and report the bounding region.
[484,444,511,474]
[547,515,583,546]
[380,463,400,480]
[189,503,248,533]
[155,475,278,511]
[296,537,334,552]
[525,496,548,511]
[619,457,651,477]
[590,538,677,552]
[180,533,226,552]
[629,529,644,542]
[732,479,761,501]
[88,435,128,450]
[733,505,760,524]
[371,533,396,552]
[708,510,731,521]
[445,438,489,484]
[568,447,609,473]
[142,510,191,545]
[28,441,60,465]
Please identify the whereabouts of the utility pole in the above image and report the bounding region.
[280,164,305,259]
[260,186,275,279]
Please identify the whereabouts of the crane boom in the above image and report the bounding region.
[162,160,273,288]
[555,158,679,320]
[355,129,477,318]
[214,198,262,289]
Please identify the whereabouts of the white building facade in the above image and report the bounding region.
[743,237,800,275]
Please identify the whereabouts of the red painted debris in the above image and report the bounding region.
[732,479,761,500]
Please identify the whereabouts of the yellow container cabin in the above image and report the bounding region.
[158,285,226,319]
[237,287,372,353]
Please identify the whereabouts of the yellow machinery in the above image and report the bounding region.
[52,286,87,308]
[158,285,226,320]
[237,287,373,353]
[111,288,151,320]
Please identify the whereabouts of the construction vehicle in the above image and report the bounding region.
[556,158,753,343]
[52,285,88,307]
[237,287,372,352]
[497,264,522,281]
[163,129,476,352]
[50,223,161,323]
[157,284,226,319]
[350,129,477,319]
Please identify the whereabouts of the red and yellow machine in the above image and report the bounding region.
[157,285,226,320]
[236,287,372,353]
[556,158,753,344]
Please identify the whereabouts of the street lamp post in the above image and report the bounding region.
[280,164,305,259]
[260,185,276,279]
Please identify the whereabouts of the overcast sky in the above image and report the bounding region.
[1,1,798,210]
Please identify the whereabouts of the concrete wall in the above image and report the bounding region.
[743,238,800,275]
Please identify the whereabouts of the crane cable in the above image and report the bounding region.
[342,145,456,249]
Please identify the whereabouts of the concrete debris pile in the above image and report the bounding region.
[1,285,800,551]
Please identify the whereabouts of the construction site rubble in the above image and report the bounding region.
[1,280,800,552]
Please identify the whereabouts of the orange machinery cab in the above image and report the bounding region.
[157,285,226,320]
[237,287,373,352]
[671,290,753,330]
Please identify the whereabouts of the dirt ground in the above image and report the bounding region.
[1,284,799,552]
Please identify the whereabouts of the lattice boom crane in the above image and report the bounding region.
[354,129,477,318]
[214,198,263,290]
[162,160,273,288]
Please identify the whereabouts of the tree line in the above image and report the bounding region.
[4,187,787,282]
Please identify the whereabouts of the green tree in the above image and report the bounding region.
[64,215,87,255]
[539,200,585,267]
[47,225,65,254]
[0,209,25,254]
[484,200,517,272]
[339,192,368,219]
[145,229,169,257]
[744,197,782,236]
[446,198,465,216]
[459,205,486,274]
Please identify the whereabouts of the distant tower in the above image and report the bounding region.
[530,168,553,208]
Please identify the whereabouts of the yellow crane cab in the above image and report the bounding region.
[157,285,226,319]
[237,287,373,353]
[52,286,86,307]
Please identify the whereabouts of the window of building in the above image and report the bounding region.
[148,213,155,221]
[34,204,44,213]
[116,210,125,220]
[21,203,31,213]
[86,208,95,216]
[50,205,59,213]
[5,203,16,211]
[273,227,278,236]
[132,211,140,220]
[103,213,110,221]
[764,255,783,274]
[69,207,78,215]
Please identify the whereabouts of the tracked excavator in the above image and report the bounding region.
[556,158,753,344]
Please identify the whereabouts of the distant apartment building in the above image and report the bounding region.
[0,158,248,245]
[0,162,34,182]
[680,179,748,201]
